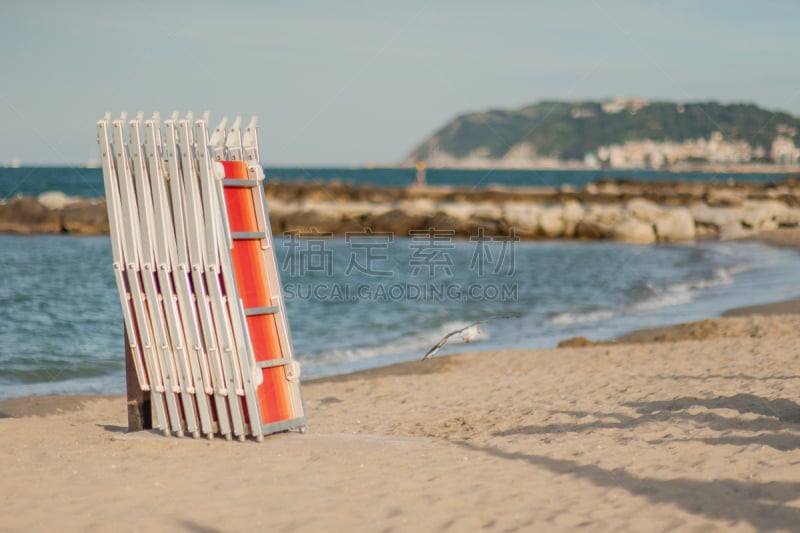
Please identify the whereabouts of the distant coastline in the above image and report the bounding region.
[404,100,800,172]
[369,162,800,174]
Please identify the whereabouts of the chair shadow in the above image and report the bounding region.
[456,441,800,531]
[96,423,128,433]
[178,520,225,533]
[653,373,800,382]
[495,394,800,451]
[624,393,800,422]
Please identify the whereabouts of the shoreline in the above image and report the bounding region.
[2,229,800,408]
[5,286,798,416]
[2,284,798,410]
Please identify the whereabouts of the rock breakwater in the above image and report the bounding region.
[3,178,800,243]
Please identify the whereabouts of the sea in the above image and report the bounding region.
[1,166,799,399]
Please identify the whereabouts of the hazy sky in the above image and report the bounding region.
[2,1,799,166]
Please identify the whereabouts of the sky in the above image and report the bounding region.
[1,1,799,166]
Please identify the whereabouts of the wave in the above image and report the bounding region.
[635,264,750,308]
[0,373,124,400]
[548,310,615,325]
[631,291,693,311]
[547,263,752,326]
[300,319,494,369]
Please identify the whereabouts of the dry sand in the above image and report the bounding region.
[3,233,800,532]
[3,315,800,532]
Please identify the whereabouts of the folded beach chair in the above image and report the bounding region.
[97,113,305,440]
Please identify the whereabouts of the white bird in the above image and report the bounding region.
[421,315,515,361]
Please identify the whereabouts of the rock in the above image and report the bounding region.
[400,198,437,217]
[61,200,109,234]
[610,216,656,244]
[706,189,745,207]
[366,208,427,237]
[461,217,505,237]
[502,203,540,237]
[689,204,747,230]
[575,204,623,239]
[268,211,284,233]
[310,201,381,220]
[538,206,565,238]
[298,184,337,202]
[742,208,777,231]
[0,196,61,233]
[470,203,503,220]
[740,200,789,231]
[337,218,372,234]
[718,221,754,240]
[626,199,694,242]
[776,208,800,227]
[626,198,663,223]
[557,336,600,348]
[561,200,585,237]
[655,208,695,242]
[586,204,625,223]
[438,203,474,222]
[695,224,718,239]
[583,183,599,195]
[282,209,341,234]
[38,191,76,210]
[575,219,611,239]
[597,182,621,195]
[425,213,472,236]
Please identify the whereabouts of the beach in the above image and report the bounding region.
[2,231,800,531]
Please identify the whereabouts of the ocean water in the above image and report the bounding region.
[1,233,799,399]
[2,166,800,399]
[0,166,794,200]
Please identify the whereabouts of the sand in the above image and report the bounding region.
[3,316,800,532]
[3,232,800,532]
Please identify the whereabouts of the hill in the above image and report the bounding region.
[403,99,800,169]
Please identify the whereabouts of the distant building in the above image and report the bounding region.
[772,136,800,165]
[601,97,649,114]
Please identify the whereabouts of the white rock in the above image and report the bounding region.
[626,198,664,223]
[718,221,754,240]
[626,199,694,241]
[611,216,656,244]
[400,198,437,216]
[655,208,695,242]
[561,200,585,237]
[439,203,477,221]
[439,202,502,221]
[539,206,565,238]
[585,204,626,224]
[37,191,75,210]
[689,204,747,229]
[502,203,540,236]
[706,189,744,206]
[473,202,504,220]
[740,200,789,231]
[319,201,387,219]
[776,208,800,227]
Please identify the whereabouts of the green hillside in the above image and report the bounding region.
[406,100,800,163]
